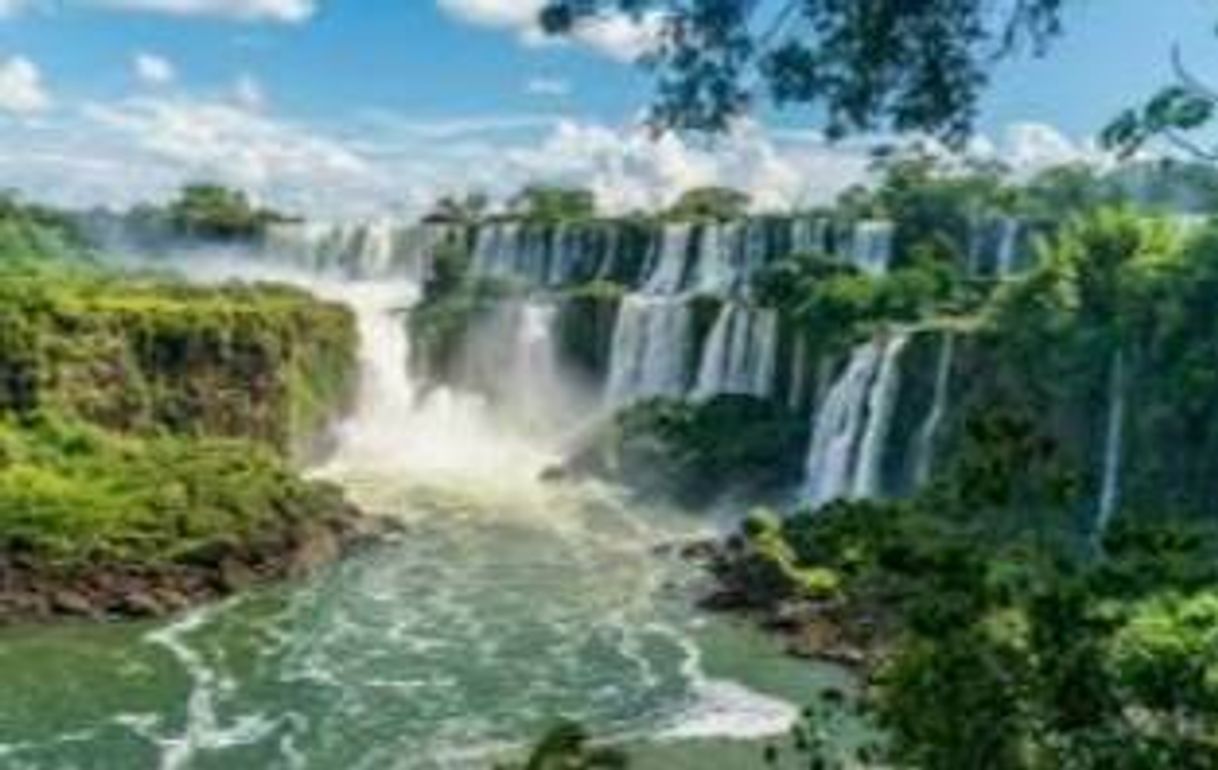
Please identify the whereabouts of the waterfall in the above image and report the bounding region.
[852,334,910,498]
[994,217,1020,279]
[693,305,779,400]
[850,221,894,277]
[263,221,448,281]
[509,302,563,432]
[911,334,955,488]
[472,222,521,279]
[790,217,827,257]
[644,224,693,295]
[739,220,770,294]
[690,223,733,295]
[605,295,693,405]
[1095,350,1127,538]
[803,333,909,507]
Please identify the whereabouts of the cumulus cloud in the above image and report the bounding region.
[0,56,51,115]
[436,0,660,62]
[497,119,870,214]
[62,96,372,213]
[133,52,176,86]
[89,0,316,23]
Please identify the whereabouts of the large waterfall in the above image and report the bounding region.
[254,214,897,424]
[803,334,910,507]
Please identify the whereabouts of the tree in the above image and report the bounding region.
[510,185,598,222]
[166,184,285,240]
[1104,46,1218,159]
[542,0,1066,145]
[666,185,751,220]
[425,192,489,225]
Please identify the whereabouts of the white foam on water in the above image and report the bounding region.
[650,623,800,742]
[145,606,279,770]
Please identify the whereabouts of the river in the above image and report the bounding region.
[0,267,848,769]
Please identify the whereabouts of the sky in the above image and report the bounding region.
[0,0,1214,218]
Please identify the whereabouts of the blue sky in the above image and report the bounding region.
[0,0,1212,216]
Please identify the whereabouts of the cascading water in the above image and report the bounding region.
[690,222,735,295]
[1095,349,1127,539]
[693,305,778,400]
[605,294,693,405]
[264,221,448,282]
[644,223,693,295]
[803,333,909,507]
[911,334,955,489]
[994,217,1020,279]
[849,221,895,277]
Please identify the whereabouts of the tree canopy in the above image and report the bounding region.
[666,185,751,220]
[542,0,1066,145]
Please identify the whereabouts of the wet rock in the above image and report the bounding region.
[678,539,719,563]
[117,590,164,618]
[218,557,257,593]
[51,589,95,617]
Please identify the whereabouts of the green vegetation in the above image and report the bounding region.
[166,184,289,240]
[409,237,515,385]
[496,721,628,770]
[0,267,357,457]
[666,186,752,222]
[0,411,349,567]
[717,486,1218,768]
[572,395,808,506]
[510,185,598,223]
[0,203,361,587]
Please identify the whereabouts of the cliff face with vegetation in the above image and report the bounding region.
[0,198,367,622]
[0,272,356,460]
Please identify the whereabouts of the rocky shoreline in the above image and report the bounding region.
[0,503,398,624]
[678,536,892,673]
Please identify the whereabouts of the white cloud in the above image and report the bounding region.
[565,11,662,63]
[89,0,316,23]
[525,77,570,97]
[437,0,660,61]
[70,96,372,213]
[497,119,870,214]
[0,56,51,115]
[133,52,176,86]
[999,122,1099,172]
[232,73,265,109]
[436,0,542,29]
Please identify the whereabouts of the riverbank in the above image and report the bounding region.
[0,495,394,623]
